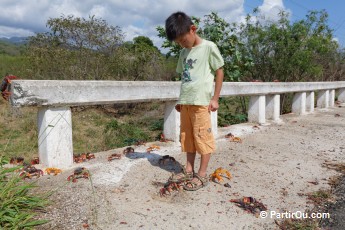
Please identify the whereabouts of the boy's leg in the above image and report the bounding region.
[168,105,195,182]
[184,105,214,189]
[180,105,196,173]
[197,153,211,177]
[186,152,196,172]
[184,153,210,189]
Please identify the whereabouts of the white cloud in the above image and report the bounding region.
[0,0,248,47]
[257,0,291,22]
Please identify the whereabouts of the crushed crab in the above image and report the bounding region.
[159,181,183,197]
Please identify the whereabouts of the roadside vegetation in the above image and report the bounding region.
[0,156,49,229]
[1,9,345,229]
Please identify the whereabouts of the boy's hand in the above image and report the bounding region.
[175,104,181,112]
[208,98,219,112]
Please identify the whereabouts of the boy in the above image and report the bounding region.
[165,11,224,191]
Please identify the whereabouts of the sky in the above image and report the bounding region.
[1,0,345,48]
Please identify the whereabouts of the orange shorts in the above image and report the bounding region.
[180,105,215,154]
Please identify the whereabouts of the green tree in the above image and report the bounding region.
[114,36,165,81]
[237,9,339,82]
[26,15,124,80]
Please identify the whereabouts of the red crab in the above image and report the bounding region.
[73,153,87,163]
[67,167,90,183]
[10,157,24,165]
[86,153,95,160]
[73,153,95,163]
[159,134,172,142]
[1,75,17,100]
[123,147,135,155]
[30,157,40,165]
[19,165,44,179]
[135,140,146,146]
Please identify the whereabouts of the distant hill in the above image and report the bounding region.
[0,38,26,56]
[0,36,28,44]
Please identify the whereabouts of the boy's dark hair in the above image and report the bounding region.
[165,11,193,41]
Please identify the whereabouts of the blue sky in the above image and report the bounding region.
[1,0,345,48]
[244,1,345,47]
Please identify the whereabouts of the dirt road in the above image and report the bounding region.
[36,105,345,230]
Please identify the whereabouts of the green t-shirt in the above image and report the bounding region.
[176,39,224,105]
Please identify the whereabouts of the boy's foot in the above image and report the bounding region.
[168,167,193,183]
[183,173,209,191]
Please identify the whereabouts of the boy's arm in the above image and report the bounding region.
[209,67,224,112]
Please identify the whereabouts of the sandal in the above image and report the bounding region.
[168,167,193,183]
[183,173,209,191]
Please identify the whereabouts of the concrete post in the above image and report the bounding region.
[248,95,266,124]
[339,88,345,102]
[211,110,218,137]
[317,90,329,108]
[266,94,280,122]
[306,92,315,113]
[37,107,73,168]
[163,101,180,142]
[329,89,335,107]
[292,92,306,115]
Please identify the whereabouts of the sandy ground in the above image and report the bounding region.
[33,104,345,230]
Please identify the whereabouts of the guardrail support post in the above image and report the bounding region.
[163,102,218,142]
[339,88,345,102]
[292,92,306,115]
[317,90,329,108]
[248,95,266,124]
[163,101,180,142]
[266,94,280,122]
[211,110,218,136]
[37,107,73,168]
[329,89,335,107]
[306,92,315,113]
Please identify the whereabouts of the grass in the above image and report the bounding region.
[0,156,50,229]
[0,99,166,159]
[0,100,38,159]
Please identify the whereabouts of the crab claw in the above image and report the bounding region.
[159,187,170,197]
[19,172,26,178]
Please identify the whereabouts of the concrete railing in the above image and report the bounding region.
[10,80,345,168]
